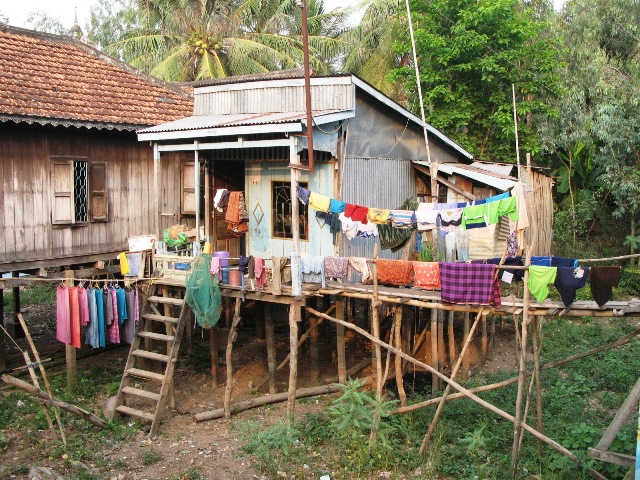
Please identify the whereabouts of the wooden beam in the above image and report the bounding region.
[0,288,4,371]
[223,299,242,419]
[63,270,76,393]
[412,163,476,200]
[287,301,302,420]
[265,304,277,395]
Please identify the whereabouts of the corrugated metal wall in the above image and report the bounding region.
[340,156,416,260]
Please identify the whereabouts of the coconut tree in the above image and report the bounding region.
[107,0,350,81]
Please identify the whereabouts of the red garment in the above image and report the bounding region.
[254,257,267,290]
[412,262,441,290]
[77,287,90,327]
[344,204,369,224]
[68,287,82,348]
[376,259,414,286]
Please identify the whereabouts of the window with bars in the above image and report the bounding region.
[51,158,108,225]
[272,181,308,240]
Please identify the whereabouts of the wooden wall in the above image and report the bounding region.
[0,122,181,271]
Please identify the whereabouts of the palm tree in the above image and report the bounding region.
[107,0,350,82]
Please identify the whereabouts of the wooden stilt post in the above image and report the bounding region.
[287,300,301,421]
[394,305,407,407]
[223,299,242,419]
[336,298,346,384]
[255,302,265,340]
[431,308,440,391]
[12,272,24,339]
[437,310,446,371]
[0,287,5,371]
[447,311,456,371]
[462,311,470,379]
[490,314,496,350]
[347,298,357,364]
[265,303,277,394]
[224,297,232,328]
[161,286,176,409]
[209,326,219,387]
[310,299,319,383]
[63,270,76,393]
[419,309,485,454]
[532,316,545,456]
[402,307,411,371]
[481,313,488,366]
[371,244,383,398]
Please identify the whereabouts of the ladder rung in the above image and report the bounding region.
[126,368,165,382]
[116,405,155,422]
[147,296,184,306]
[142,313,179,324]
[137,331,175,342]
[132,349,170,362]
[121,386,161,402]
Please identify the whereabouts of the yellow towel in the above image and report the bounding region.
[367,208,391,224]
[118,252,130,275]
[309,192,330,212]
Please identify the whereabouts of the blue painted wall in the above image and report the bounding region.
[245,161,335,258]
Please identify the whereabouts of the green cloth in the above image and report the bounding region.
[378,196,419,251]
[487,197,519,225]
[185,254,222,328]
[461,203,487,230]
[528,266,558,303]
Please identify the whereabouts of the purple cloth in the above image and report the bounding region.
[324,256,352,281]
[296,186,310,205]
[439,262,501,306]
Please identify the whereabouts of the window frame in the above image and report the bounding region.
[271,180,309,240]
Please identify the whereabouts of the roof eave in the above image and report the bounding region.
[0,114,149,132]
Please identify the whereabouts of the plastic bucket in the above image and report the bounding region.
[213,251,230,267]
[221,266,232,284]
[228,269,243,287]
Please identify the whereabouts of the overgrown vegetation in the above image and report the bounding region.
[2,284,56,310]
[239,317,639,479]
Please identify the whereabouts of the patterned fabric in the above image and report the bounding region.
[225,191,249,235]
[376,259,414,286]
[254,258,267,290]
[56,286,71,344]
[300,256,326,287]
[324,256,352,281]
[439,262,502,306]
[109,288,120,344]
[506,231,518,258]
[356,222,378,238]
[554,267,589,306]
[349,257,371,283]
[367,208,391,224]
[528,266,557,303]
[329,199,347,213]
[590,266,620,307]
[296,186,310,205]
[412,262,441,290]
[344,204,369,223]
[77,286,89,327]
[438,208,463,232]
[389,210,414,228]
[309,192,330,212]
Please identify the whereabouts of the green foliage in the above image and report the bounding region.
[4,284,56,311]
[418,244,434,262]
[173,468,207,480]
[140,448,163,465]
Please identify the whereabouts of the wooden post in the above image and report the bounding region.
[462,311,470,379]
[481,313,488,366]
[287,301,301,420]
[394,306,407,407]
[532,316,544,456]
[161,286,176,409]
[310,316,319,383]
[402,308,412,371]
[371,244,383,398]
[0,287,5,370]
[224,297,232,328]
[255,302,265,340]
[265,304,277,395]
[204,157,211,240]
[447,311,456,371]
[347,298,357,364]
[12,272,24,338]
[431,308,440,391]
[437,310,446,372]
[223,299,242,419]
[490,314,496,350]
[63,270,76,393]
[209,326,219,387]
[335,298,346,384]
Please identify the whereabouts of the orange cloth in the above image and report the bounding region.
[376,259,414,286]
[225,191,249,235]
[412,262,441,290]
[68,286,82,348]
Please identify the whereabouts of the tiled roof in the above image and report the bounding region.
[0,25,193,130]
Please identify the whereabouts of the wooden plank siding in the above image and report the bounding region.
[0,123,183,271]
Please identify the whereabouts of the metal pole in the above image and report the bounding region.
[194,140,201,243]
[301,0,315,174]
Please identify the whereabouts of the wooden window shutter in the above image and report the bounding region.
[51,160,74,224]
[181,162,196,214]
[89,162,108,222]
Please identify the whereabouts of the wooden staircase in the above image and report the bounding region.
[113,281,189,436]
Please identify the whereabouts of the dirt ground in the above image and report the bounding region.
[0,299,520,480]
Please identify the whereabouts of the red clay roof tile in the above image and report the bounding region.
[0,26,193,129]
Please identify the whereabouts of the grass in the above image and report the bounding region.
[140,448,163,466]
[173,468,207,480]
[238,316,640,479]
[2,284,56,309]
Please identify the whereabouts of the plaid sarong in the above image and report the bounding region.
[439,262,501,306]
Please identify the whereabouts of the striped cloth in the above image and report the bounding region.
[439,262,501,306]
[389,210,414,228]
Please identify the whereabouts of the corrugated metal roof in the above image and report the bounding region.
[469,161,514,177]
[414,160,517,191]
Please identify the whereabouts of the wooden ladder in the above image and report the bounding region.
[114,281,189,436]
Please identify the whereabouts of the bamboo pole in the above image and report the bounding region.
[447,311,456,371]
[306,306,607,480]
[371,244,382,397]
[431,308,439,391]
[394,306,407,407]
[223,299,242,419]
[336,298,347,384]
[532,316,545,456]
[287,301,301,420]
[22,350,54,430]
[265,304,277,394]
[462,311,470,379]
[419,308,485,454]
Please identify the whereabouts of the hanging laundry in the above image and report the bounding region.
[484,192,510,203]
[434,202,460,210]
[85,287,99,348]
[117,252,130,275]
[506,231,518,258]
[271,256,291,295]
[94,288,106,348]
[300,256,326,287]
[367,208,391,225]
[461,203,487,230]
[225,192,249,235]
[589,266,620,307]
[309,192,331,212]
[214,189,229,210]
[349,257,371,283]
[486,197,519,225]
[531,256,552,267]
[356,221,378,238]
[296,186,310,205]
[104,289,113,326]
[389,210,414,228]
[487,256,525,281]
[126,253,143,277]
[528,266,558,303]
[455,228,470,261]
[412,262,441,290]
[551,257,579,268]
[329,199,346,214]
[344,204,369,223]
[116,287,127,324]
[77,286,89,327]
[123,289,137,344]
[554,267,589,306]
[509,182,529,250]
[415,203,438,231]
[134,287,139,325]
[378,197,419,252]
[439,263,502,306]
[109,288,120,344]
[238,256,253,274]
[56,285,71,344]
[445,231,456,262]
[376,259,414,286]
[216,190,231,213]
[254,258,267,290]
[210,256,220,275]
[438,208,463,232]
[68,287,81,349]
[338,213,359,240]
[324,257,351,281]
